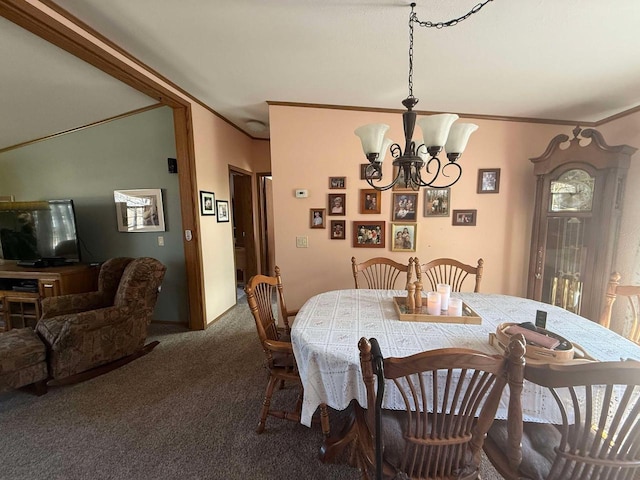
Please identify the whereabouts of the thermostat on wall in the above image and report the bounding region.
[295,189,308,198]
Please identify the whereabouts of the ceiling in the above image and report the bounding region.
[2,0,640,150]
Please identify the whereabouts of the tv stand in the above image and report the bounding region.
[0,262,98,330]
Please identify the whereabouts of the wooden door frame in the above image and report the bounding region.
[1,0,206,329]
[256,172,272,275]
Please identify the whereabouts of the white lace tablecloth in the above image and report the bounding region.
[291,289,640,427]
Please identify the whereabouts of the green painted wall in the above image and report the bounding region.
[0,106,187,323]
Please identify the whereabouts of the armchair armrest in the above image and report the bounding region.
[37,305,145,349]
[263,339,294,354]
[41,291,110,319]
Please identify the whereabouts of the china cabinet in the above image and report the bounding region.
[527,126,636,321]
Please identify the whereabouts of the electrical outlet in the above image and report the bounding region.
[296,236,308,248]
[157,236,165,247]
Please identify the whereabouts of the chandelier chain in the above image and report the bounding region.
[408,7,415,98]
[407,0,493,99]
[412,0,494,29]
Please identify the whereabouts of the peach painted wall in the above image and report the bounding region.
[190,104,258,323]
[269,105,580,310]
[252,140,272,173]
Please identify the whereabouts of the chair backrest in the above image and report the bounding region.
[414,257,484,292]
[359,335,525,480]
[113,257,166,313]
[599,272,640,343]
[352,256,414,290]
[506,360,640,480]
[245,266,291,347]
[98,257,134,301]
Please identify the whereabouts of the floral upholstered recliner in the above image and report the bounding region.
[35,257,166,381]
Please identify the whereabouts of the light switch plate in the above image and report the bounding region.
[295,189,308,198]
[296,236,308,248]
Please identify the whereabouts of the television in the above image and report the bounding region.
[0,199,82,263]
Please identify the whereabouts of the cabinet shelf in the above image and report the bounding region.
[0,263,98,332]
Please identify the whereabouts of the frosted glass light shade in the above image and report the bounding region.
[354,124,390,156]
[417,114,459,148]
[416,144,429,162]
[445,123,479,154]
[377,137,393,163]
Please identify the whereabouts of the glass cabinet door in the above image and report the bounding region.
[541,216,591,313]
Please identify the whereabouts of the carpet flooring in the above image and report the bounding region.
[0,297,503,479]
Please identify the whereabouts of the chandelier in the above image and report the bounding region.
[354,1,493,191]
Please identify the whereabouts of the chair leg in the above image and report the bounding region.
[320,403,330,437]
[257,374,278,434]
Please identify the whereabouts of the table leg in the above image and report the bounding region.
[319,400,374,474]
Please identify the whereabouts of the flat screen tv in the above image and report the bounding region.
[0,199,82,263]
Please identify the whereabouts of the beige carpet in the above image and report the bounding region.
[0,298,503,479]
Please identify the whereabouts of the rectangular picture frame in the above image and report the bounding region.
[452,209,477,226]
[352,221,385,248]
[391,223,417,252]
[200,190,216,216]
[424,187,451,217]
[392,165,412,190]
[329,176,346,189]
[360,163,381,180]
[392,192,418,221]
[330,220,346,239]
[216,200,230,222]
[477,168,501,194]
[328,193,346,216]
[114,188,166,233]
[310,208,326,229]
[359,189,381,214]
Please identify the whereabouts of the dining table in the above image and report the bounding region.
[291,289,640,436]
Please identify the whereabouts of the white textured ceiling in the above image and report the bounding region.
[2,0,640,148]
[0,15,156,150]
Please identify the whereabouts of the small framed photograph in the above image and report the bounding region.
[452,209,477,226]
[424,188,451,217]
[392,165,412,190]
[359,189,381,214]
[114,188,166,232]
[360,163,381,180]
[200,190,216,216]
[329,176,346,189]
[330,220,346,239]
[216,200,230,222]
[477,168,501,193]
[391,223,417,252]
[328,193,346,216]
[353,221,385,248]
[310,208,326,228]
[392,192,418,221]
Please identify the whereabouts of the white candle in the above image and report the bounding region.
[437,283,451,311]
[427,291,441,315]
[448,298,463,316]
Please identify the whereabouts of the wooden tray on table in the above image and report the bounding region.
[392,296,482,324]
[488,322,597,364]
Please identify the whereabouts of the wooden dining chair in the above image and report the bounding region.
[599,272,640,343]
[484,358,640,480]
[351,256,414,290]
[414,257,484,292]
[359,334,526,480]
[245,266,329,435]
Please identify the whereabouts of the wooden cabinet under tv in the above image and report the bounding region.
[0,262,98,330]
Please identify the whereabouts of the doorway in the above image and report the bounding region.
[230,168,257,295]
